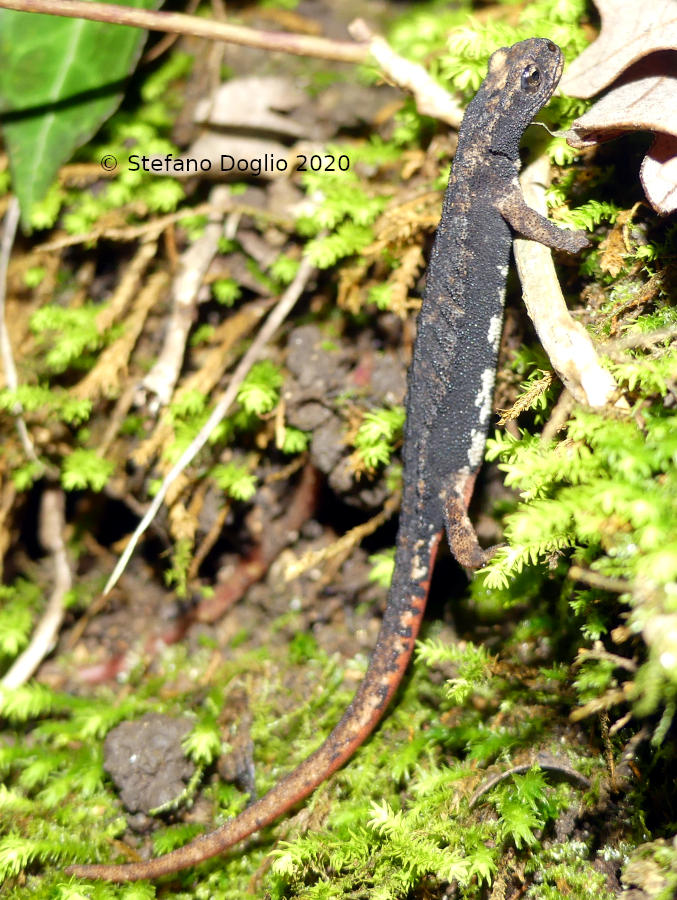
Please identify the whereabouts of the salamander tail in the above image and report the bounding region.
[66,531,441,882]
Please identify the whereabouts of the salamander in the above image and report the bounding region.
[66,37,589,882]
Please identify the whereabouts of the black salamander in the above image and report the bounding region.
[67,37,589,882]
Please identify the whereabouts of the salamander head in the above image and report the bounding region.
[482,37,564,160]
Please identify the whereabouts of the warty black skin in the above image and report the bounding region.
[66,37,589,882]
[406,37,588,574]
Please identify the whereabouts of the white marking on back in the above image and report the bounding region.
[475,367,496,425]
[487,313,502,351]
[410,554,427,583]
[467,427,486,469]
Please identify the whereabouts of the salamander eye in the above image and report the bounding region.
[520,64,541,92]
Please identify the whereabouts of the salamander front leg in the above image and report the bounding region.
[443,471,495,570]
[496,191,590,254]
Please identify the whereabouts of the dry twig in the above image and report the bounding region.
[1,488,72,687]
[284,491,401,582]
[103,253,317,596]
[132,297,273,467]
[0,1,464,126]
[0,197,41,466]
[348,18,463,127]
[513,155,620,409]
[35,201,293,254]
[0,0,367,62]
[142,187,230,406]
[74,268,169,402]
[468,753,591,809]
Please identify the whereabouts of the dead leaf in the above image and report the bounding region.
[193,76,311,138]
[167,75,329,180]
[560,0,677,96]
[640,133,677,213]
[598,206,639,275]
[180,132,292,180]
[561,0,677,213]
[565,53,676,143]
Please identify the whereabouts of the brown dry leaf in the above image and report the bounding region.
[598,207,639,276]
[384,243,424,318]
[640,132,677,213]
[168,500,198,544]
[560,0,677,213]
[158,77,321,179]
[193,76,311,137]
[561,0,677,96]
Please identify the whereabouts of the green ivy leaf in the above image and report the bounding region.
[0,0,161,227]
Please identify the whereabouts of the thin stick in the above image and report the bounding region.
[0,197,41,465]
[284,491,400,581]
[102,254,317,596]
[468,754,590,809]
[513,155,619,409]
[0,2,464,127]
[2,488,72,688]
[0,0,368,63]
[349,19,463,128]
[141,0,200,63]
[34,201,292,252]
[141,188,228,406]
[604,324,677,354]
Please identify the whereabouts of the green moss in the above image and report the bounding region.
[1,0,674,895]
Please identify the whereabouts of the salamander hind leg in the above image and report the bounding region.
[442,470,496,570]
